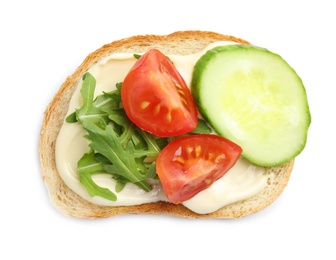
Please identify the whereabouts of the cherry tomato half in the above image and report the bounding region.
[156,134,242,204]
[121,49,198,137]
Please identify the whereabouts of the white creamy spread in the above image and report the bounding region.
[55,41,269,214]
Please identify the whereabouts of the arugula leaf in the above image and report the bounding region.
[66,72,168,201]
[66,111,77,123]
[146,162,157,179]
[115,181,126,193]
[139,130,164,154]
[67,72,210,202]
[77,74,99,119]
[133,54,142,59]
[83,122,152,191]
[191,119,212,134]
[77,151,117,201]
[71,73,110,127]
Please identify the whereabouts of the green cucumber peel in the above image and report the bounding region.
[191,44,311,166]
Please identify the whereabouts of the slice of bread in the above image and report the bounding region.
[39,30,294,219]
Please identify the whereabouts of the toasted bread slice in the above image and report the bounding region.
[39,30,294,219]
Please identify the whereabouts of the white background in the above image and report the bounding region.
[1,1,335,259]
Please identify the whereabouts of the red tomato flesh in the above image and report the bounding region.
[121,49,198,137]
[156,134,242,204]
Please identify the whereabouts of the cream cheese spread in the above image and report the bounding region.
[55,41,269,214]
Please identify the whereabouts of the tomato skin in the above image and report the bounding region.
[156,134,242,204]
[121,49,198,137]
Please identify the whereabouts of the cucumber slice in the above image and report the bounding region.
[191,44,311,166]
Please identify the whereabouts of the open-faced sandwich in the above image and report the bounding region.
[39,31,311,218]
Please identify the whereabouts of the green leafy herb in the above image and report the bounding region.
[191,119,212,134]
[67,72,212,202]
[68,72,167,201]
[83,122,153,191]
[133,54,142,59]
[78,150,117,201]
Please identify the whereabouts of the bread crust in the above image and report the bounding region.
[39,30,294,219]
